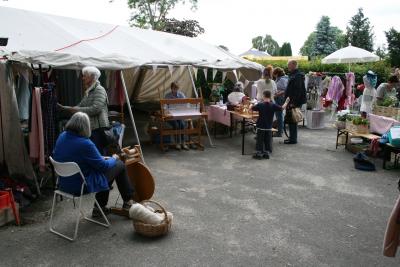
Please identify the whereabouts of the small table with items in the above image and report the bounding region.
[335,128,380,150]
[382,143,400,170]
[228,110,277,155]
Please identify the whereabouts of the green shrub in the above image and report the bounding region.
[252,58,392,85]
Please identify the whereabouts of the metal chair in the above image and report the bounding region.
[49,156,110,241]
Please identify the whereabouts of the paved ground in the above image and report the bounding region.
[1,123,400,266]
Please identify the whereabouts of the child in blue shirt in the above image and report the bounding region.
[251,90,289,159]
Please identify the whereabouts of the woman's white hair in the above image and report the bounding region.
[65,112,91,138]
[82,66,101,81]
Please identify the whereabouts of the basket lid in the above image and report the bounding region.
[126,162,155,202]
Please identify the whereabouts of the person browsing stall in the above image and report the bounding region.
[272,67,289,137]
[164,82,189,150]
[58,66,110,154]
[284,60,307,145]
[376,75,399,105]
[256,65,277,102]
[251,91,289,160]
[227,81,247,105]
[53,112,135,218]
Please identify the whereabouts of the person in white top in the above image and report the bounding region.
[228,81,246,105]
[376,75,399,105]
[256,66,277,102]
[360,73,377,115]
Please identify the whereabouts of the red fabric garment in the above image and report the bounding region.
[337,93,347,111]
[369,138,380,157]
[383,195,400,257]
[29,87,45,172]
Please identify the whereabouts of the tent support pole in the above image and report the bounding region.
[187,66,215,148]
[120,71,145,164]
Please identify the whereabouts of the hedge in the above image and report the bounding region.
[252,59,392,85]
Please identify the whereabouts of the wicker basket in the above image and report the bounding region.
[132,200,172,237]
[346,121,369,134]
[373,105,400,118]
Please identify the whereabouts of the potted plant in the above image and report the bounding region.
[351,117,369,134]
[335,114,347,129]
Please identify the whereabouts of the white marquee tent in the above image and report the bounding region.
[0,7,263,184]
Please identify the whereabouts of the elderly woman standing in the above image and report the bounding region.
[53,112,134,217]
[58,66,109,153]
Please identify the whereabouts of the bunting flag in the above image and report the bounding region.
[202,68,208,81]
[179,65,185,76]
[152,65,158,76]
[132,67,140,77]
[238,70,242,80]
[212,69,218,81]
[244,79,250,88]
[222,71,227,82]
[167,65,173,77]
[193,67,198,80]
[232,69,238,81]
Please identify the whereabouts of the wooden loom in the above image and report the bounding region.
[151,84,207,151]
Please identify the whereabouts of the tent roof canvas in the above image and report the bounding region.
[0,7,262,80]
[239,48,271,58]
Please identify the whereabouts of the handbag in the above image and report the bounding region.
[291,108,303,123]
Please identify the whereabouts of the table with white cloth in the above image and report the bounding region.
[368,113,400,135]
[207,105,232,137]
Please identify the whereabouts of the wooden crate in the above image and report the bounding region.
[373,105,400,118]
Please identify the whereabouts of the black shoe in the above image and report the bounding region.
[263,153,270,159]
[252,153,263,160]
[92,206,111,218]
[284,140,297,144]
[122,200,136,210]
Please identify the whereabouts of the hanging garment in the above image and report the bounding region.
[29,87,45,172]
[345,72,356,107]
[41,87,58,157]
[55,69,82,106]
[15,70,31,121]
[360,87,376,114]
[0,62,39,192]
[326,76,344,103]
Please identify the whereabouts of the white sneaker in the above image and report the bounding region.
[175,144,181,150]
[182,144,189,150]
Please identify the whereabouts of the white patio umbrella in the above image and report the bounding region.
[322,44,379,70]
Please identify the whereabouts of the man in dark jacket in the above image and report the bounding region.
[284,60,307,144]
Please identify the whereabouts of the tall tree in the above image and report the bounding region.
[162,18,204,37]
[300,32,316,56]
[314,16,337,56]
[346,8,374,51]
[127,0,198,30]
[332,27,347,49]
[251,34,280,56]
[385,28,400,66]
[279,42,292,56]
[251,36,264,51]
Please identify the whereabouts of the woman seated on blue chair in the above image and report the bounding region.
[53,112,135,217]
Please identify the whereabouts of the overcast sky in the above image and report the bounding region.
[1,0,399,55]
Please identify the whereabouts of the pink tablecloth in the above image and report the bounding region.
[369,114,400,135]
[207,105,231,127]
